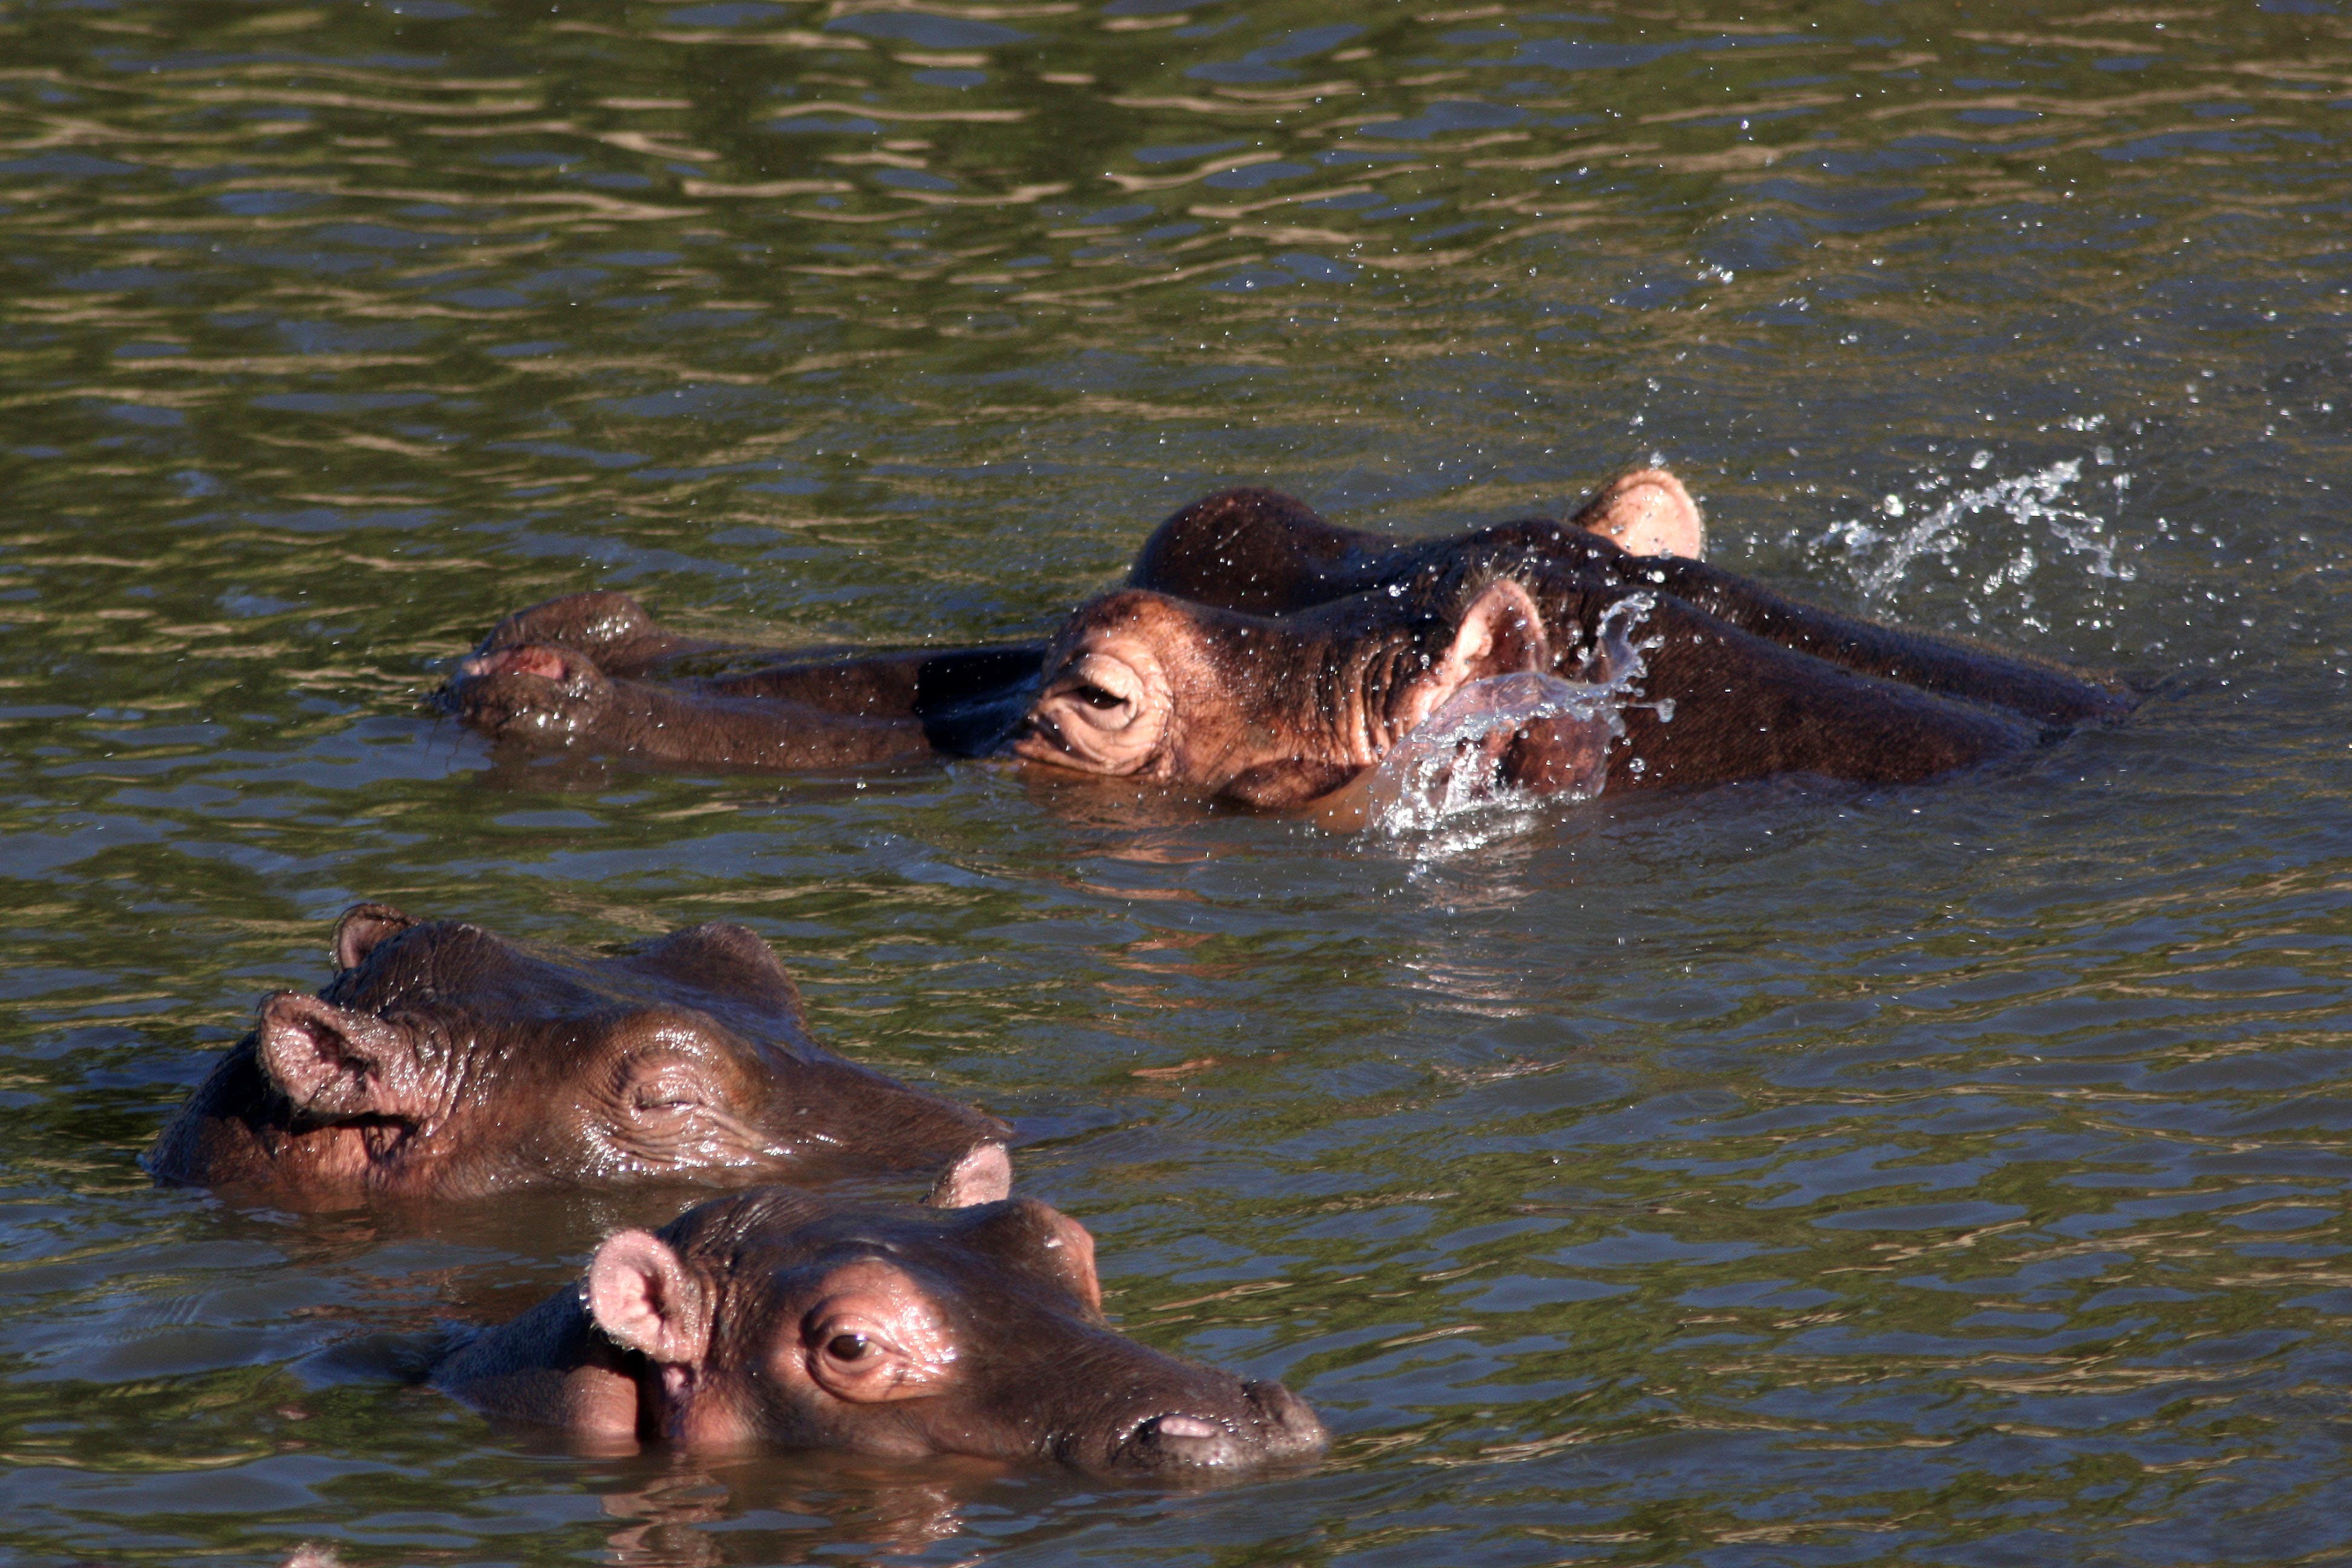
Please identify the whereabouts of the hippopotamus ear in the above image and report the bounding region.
[1434,579,1550,691]
[255,992,425,1120]
[1576,467,1705,559]
[923,1142,1013,1209]
[331,902,419,972]
[962,1198,1103,1316]
[626,922,801,1010]
[456,644,581,684]
[586,1229,711,1367]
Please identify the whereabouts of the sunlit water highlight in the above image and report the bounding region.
[4,0,2352,1564]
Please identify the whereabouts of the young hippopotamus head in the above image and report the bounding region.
[146,904,1012,1206]
[1013,575,1556,810]
[433,1186,1328,1475]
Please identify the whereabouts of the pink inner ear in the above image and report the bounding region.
[1587,469,1704,559]
[1453,580,1550,682]
[925,1142,1012,1208]
[587,1230,710,1367]
[255,992,407,1119]
[461,645,571,682]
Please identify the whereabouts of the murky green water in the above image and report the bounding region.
[5,0,2352,1561]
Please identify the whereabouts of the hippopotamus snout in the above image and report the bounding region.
[1110,1377,1328,1472]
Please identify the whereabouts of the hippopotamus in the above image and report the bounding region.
[436,469,1689,774]
[443,468,2129,811]
[1020,474,2131,810]
[147,903,1012,1206]
[430,1184,1327,1475]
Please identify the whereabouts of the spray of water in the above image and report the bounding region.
[1360,593,1661,840]
[1817,457,2128,610]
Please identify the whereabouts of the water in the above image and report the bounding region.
[4,0,2351,1561]
[1349,592,1655,842]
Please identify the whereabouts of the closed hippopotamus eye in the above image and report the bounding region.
[601,1036,785,1174]
[627,1066,710,1114]
[1014,640,1170,777]
[1056,655,1141,725]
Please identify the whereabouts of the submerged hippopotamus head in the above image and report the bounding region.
[445,643,618,748]
[436,1185,1327,1475]
[1013,573,1558,810]
[148,904,1011,1206]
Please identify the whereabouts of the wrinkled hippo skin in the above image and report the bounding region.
[148,903,1012,1205]
[431,1184,1327,1475]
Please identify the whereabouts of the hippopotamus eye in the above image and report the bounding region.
[631,1079,706,1112]
[1071,682,1126,710]
[825,1331,869,1361]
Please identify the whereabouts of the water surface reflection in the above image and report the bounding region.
[5,0,2352,1562]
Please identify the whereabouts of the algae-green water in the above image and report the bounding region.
[4,0,2351,1561]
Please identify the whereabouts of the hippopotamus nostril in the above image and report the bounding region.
[1123,1412,1242,1468]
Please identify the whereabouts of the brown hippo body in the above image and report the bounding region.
[443,468,2129,809]
[148,904,1011,1206]
[449,607,1041,773]
[1131,477,2123,728]
[1015,567,2048,811]
[431,1184,1327,1475]
[1124,468,1707,615]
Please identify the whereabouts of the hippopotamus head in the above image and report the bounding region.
[1012,573,1557,810]
[147,904,1012,1205]
[444,644,618,747]
[483,1186,1327,1474]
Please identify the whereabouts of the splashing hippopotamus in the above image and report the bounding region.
[444,468,2130,813]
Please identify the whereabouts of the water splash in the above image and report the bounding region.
[1360,594,1659,841]
[1817,457,2129,609]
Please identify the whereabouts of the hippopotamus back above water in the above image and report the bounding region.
[431,1184,1328,1475]
[147,904,1011,1206]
